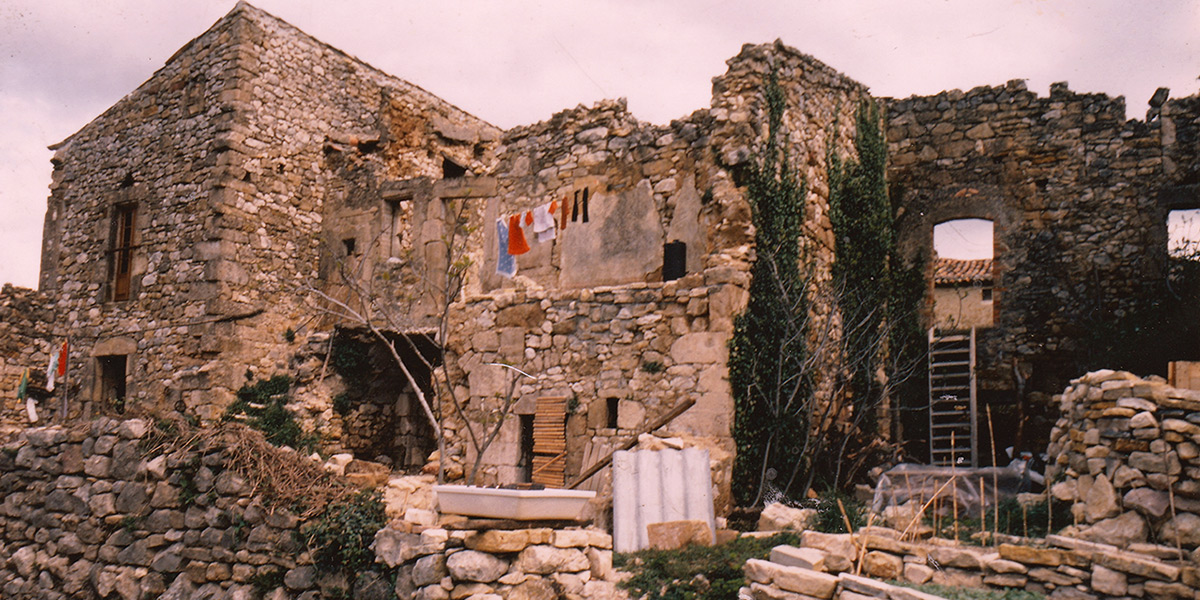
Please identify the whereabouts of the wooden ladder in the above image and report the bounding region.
[928,327,978,467]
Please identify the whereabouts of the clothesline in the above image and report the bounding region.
[497,188,590,278]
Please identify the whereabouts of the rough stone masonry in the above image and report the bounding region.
[2,1,1199,511]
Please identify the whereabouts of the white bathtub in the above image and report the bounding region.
[434,485,596,520]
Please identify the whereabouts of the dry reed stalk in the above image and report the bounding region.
[901,475,955,539]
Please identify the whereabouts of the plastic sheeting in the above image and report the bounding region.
[612,447,715,553]
[871,463,1034,516]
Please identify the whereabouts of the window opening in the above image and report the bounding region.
[387,199,410,257]
[932,218,995,331]
[98,355,127,413]
[519,414,535,483]
[342,237,357,256]
[606,397,619,429]
[442,157,467,179]
[109,203,137,301]
[1169,209,1200,260]
[663,241,687,281]
[933,218,993,260]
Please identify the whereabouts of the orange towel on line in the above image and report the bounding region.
[508,214,531,255]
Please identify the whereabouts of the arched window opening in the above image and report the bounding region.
[932,219,994,331]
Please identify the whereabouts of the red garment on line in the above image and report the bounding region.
[508,214,531,255]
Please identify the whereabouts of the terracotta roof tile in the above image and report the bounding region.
[934,258,993,285]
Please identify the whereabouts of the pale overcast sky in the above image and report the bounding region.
[1,0,1197,287]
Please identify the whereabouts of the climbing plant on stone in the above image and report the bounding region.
[728,68,811,507]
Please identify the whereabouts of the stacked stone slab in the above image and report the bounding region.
[747,527,1200,599]
[0,418,325,599]
[373,524,622,600]
[1045,369,1200,552]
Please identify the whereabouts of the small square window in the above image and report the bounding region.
[981,287,993,302]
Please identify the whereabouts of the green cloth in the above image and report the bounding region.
[16,367,29,400]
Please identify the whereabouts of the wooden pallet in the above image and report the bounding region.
[531,396,567,486]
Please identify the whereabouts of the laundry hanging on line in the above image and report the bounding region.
[496,219,517,278]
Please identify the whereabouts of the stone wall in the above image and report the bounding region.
[0,285,57,435]
[444,41,874,507]
[374,524,621,600]
[1045,370,1200,552]
[35,2,500,425]
[886,82,1200,404]
[0,418,318,599]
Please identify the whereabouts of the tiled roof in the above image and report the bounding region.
[934,258,993,285]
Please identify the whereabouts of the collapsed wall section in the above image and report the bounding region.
[884,82,1200,462]
[445,41,874,512]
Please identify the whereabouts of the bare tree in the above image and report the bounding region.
[303,197,528,485]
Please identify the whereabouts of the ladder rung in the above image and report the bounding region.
[931,361,971,368]
[933,334,970,342]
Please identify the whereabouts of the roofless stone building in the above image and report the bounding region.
[3,2,1199,507]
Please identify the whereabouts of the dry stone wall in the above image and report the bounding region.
[0,418,319,600]
[744,529,1200,600]
[374,524,623,600]
[1046,370,1200,553]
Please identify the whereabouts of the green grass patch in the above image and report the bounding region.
[893,581,1046,600]
[614,533,801,600]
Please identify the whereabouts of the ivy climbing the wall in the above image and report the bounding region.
[828,100,928,476]
[728,69,812,507]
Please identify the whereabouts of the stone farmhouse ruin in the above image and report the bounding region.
[3,2,1199,509]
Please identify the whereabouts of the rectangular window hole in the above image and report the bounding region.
[606,397,619,429]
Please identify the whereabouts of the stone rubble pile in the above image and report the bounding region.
[743,526,1200,600]
[373,524,623,600]
[1045,370,1200,550]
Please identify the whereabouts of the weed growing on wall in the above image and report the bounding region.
[298,490,388,575]
[728,68,812,506]
[829,100,891,420]
[224,375,318,453]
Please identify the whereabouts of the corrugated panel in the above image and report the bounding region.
[612,447,715,553]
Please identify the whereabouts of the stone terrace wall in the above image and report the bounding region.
[374,525,622,600]
[0,419,323,599]
[885,82,1177,400]
[744,530,1200,600]
[0,285,56,435]
[1045,370,1200,551]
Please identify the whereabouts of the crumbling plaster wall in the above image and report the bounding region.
[443,42,873,512]
[886,81,1198,401]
